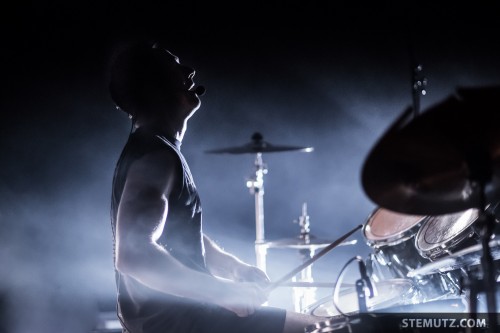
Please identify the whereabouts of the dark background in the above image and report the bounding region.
[1,1,500,332]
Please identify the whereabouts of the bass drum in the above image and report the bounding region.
[363,207,461,302]
[303,279,418,317]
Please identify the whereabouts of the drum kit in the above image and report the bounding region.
[206,84,500,332]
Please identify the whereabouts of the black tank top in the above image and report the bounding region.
[110,127,208,332]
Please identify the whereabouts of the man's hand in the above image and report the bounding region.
[233,263,271,287]
[216,281,268,317]
[203,235,271,287]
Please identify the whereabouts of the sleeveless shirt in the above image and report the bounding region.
[110,127,208,332]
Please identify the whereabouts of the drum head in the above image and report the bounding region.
[363,208,426,247]
[305,279,417,317]
[415,208,479,259]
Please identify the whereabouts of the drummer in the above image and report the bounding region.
[108,41,320,333]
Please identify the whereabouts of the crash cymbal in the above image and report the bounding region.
[262,234,357,249]
[362,85,500,216]
[407,239,500,277]
[205,132,314,154]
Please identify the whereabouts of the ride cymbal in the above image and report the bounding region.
[205,132,314,154]
[361,85,500,216]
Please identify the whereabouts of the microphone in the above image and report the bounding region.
[358,260,375,298]
[194,85,206,96]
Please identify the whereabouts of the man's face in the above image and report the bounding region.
[153,49,201,121]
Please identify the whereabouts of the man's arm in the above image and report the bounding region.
[203,234,270,286]
[115,149,266,316]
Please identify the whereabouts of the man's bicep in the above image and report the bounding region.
[116,150,178,243]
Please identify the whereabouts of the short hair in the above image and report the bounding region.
[108,40,173,118]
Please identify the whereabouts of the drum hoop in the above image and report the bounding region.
[367,231,417,248]
[304,316,350,333]
[306,296,359,317]
[363,208,426,248]
[305,279,416,317]
[415,209,479,259]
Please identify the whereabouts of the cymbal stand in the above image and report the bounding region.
[292,203,317,312]
[466,151,498,333]
[472,213,497,327]
[246,152,268,272]
[464,210,497,333]
[410,62,427,119]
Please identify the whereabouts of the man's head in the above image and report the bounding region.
[108,41,201,124]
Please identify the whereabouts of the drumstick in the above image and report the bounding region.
[276,281,356,288]
[266,224,363,292]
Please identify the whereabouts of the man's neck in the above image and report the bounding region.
[134,120,187,142]
[174,122,187,142]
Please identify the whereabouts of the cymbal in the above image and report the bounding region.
[205,132,314,154]
[362,85,500,216]
[277,281,344,288]
[261,234,357,249]
[407,239,500,277]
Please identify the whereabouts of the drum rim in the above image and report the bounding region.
[304,278,417,317]
[363,207,427,247]
[415,208,479,258]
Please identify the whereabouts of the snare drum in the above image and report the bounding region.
[304,279,418,317]
[415,208,480,260]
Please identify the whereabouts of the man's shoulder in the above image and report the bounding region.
[119,130,184,184]
[122,146,181,195]
[126,131,179,160]
[136,146,179,168]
